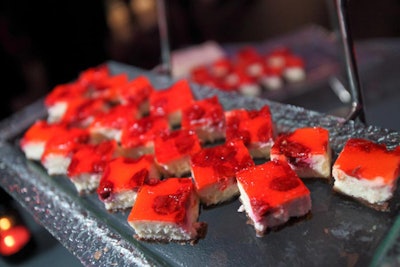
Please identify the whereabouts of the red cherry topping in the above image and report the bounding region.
[250,198,271,217]
[129,169,148,188]
[270,176,300,192]
[152,188,189,223]
[153,190,186,215]
[274,135,311,167]
[257,123,272,142]
[175,134,196,154]
[185,105,206,122]
[229,128,251,146]
[98,180,114,200]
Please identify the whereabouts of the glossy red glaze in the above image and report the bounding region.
[67,140,117,177]
[59,97,109,126]
[77,65,110,88]
[110,75,154,106]
[271,127,329,167]
[41,127,89,159]
[191,140,254,190]
[181,96,225,131]
[44,83,88,107]
[236,47,262,65]
[90,104,139,129]
[210,58,233,77]
[225,106,274,145]
[128,178,194,224]
[236,160,310,220]
[120,116,170,149]
[149,80,194,117]
[334,138,400,183]
[154,130,201,164]
[89,73,129,92]
[20,120,69,147]
[190,66,212,84]
[97,156,156,200]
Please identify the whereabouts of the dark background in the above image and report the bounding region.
[1,0,399,121]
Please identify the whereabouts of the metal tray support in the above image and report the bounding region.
[155,0,367,124]
[334,0,366,123]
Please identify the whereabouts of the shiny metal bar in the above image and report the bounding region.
[156,0,172,76]
[157,0,172,77]
[334,0,366,123]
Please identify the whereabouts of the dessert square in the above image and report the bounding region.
[49,97,109,128]
[181,96,226,143]
[332,138,400,211]
[210,58,233,78]
[97,156,161,211]
[154,129,202,177]
[20,120,69,161]
[282,55,306,83]
[235,47,264,79]
[225,105,275,159]
[77,67,130,102]
[120,116,170,158]
[41,127,90,176]
[110,75,154,115]
[236,160,311,237]
[76,64,111,89]
[190,140,254,206]
[128,177,207,244]
[270,127,331,179]
[89,103,140,142]
[149,80,194,127]
[45,83,88,124]
[67,140,117,194]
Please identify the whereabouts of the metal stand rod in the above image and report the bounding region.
[334,0,366,123]
[156,0,172,77]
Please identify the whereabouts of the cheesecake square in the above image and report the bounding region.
[332,138,400,211]
[181,96,226,143]
[149,80,194,127]
[128,177,207,244]
[41,127,90,176]
[89,103,140,142]
[67,140,117,194]
[107,75,154,115]
[97,156,161,211]
[154,129,202,177]
[236,160,311,237]
[190,140,254,206]
[270,127,331,179]
[120,115,170,158]
[20,120,69,161]
[225,105,275,158]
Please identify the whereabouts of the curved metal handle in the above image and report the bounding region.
[334,0,366,123]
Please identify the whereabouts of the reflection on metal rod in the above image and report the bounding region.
[334,0,366,123]
[329,77,352,104]
[156,0,172,77]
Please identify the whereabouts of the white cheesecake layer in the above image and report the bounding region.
[332,166,394,204]
[42,154,71,176]
[21,142,45,161]
[237,181,311,237]
[129,191,200,241]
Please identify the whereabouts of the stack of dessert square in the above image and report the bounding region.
[19,64,400,244]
